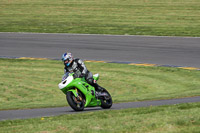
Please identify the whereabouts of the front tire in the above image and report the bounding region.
[100,89,112,109]
[66,91,85,111]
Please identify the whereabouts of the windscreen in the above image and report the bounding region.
[62,72,70,81]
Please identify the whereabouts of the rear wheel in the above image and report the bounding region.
[100,89,112,109]
[66,91,85,111]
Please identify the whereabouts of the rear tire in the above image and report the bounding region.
[66,91,85,111]
[100,89,112,109]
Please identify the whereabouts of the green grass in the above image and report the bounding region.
[0,102,200,133]
[0,0,200,36]
[0,58,200,110]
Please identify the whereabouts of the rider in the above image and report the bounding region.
[61,52,104,96]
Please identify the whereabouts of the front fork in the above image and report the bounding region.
[75,88,83,101]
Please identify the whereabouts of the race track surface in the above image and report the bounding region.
[0,32,200,67]
[0,96,200,121]
[0,33,200,121]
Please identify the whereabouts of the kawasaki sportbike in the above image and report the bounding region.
[58,72,112,111]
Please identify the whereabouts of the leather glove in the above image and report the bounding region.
[73,73,78,79]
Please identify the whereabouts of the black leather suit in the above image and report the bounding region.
[64,58,101,91]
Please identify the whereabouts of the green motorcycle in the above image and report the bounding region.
[58,73,112,111]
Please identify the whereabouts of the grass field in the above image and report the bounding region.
[0,58,200,110]
[1,0,200,36]
[0,102,200,133]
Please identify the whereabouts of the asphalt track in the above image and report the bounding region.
[0,32,200,67]
[0,96,200,121]
[0,32,200,121]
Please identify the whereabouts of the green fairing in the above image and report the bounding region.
[60,73,101,107]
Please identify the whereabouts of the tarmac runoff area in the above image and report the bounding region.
[0,96,200,121]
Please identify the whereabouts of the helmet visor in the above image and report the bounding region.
[64,59,69,64]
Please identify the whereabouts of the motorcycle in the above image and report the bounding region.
[58,72,112,111]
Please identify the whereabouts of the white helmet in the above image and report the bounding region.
[62,52,73,66]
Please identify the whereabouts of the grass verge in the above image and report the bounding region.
[0,0,200,36]
[0,102,200,133]
[0,58,200,110]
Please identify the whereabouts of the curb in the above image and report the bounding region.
[85,61,200,71]
[0,56,200,71]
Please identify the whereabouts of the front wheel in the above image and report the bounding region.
[100,89,112,109]
[66,91,85,111]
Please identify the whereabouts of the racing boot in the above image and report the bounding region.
[93,83,104,92]
[93,83,108,98]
